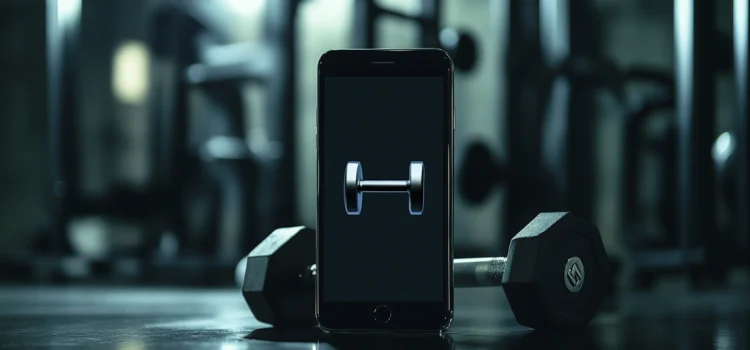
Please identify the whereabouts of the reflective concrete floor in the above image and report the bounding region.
[0,286,748,349]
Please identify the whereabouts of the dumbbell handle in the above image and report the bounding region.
[358,180,409,192]
[453,257,508,287]
[300,257,508,288]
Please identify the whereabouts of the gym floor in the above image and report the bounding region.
[1,286,747,349]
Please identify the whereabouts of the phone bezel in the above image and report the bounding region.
[315,49,454,332]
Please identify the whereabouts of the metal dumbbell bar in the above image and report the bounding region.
[344,161,425,215]
[240,212,611,330]
[299,254,584,291]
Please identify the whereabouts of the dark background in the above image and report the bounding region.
[322,76,445,302]
[0,0,748,348]
[0,0,743,286]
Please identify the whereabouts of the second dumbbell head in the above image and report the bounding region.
[343,161,425,215]
[459,141,506,204]
[439,28,478,72]
[502,212,611,330]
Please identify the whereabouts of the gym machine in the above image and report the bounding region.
[33,0,302,285]
[148,0,303,256]
[46,0,80,259]
[706,0,750,275]
[458,0,607,256]
[459,0,670,256]
[621,89,675,252]
[704,0,750,276]
[37,0,248,284]
[734,0,749,268]
[178,0,302,244]
[352,0,478,72]
[625,0,745,287]
[673,0,719,281]
[623,0,750,287]
[144,0,262,279]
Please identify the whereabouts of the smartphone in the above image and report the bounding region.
[316,49,454,332]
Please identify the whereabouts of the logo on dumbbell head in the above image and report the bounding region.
[564,257,584,293]
[343,161,425,215]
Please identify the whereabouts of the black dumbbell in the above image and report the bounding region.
[458,141,508,204]
[344,161,425,215]
[239,212,611,330]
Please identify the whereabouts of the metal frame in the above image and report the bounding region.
[539,0,600,222]
[147,0,206,253]
[626,0,727,284]
[502,0,544,254]
[46,0,81,254]
[184,0,301,244]
[734,0,749,262]
[40,0,301,283]
[674,0,717,266]
[621,92,675,250]
[501,0,601,253]
[624,0,750,285]
[352,0,443,48]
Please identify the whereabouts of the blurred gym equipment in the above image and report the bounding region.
[667,0,721,286]
[459,0,672,257]
[670,0,726,285]
[734,0,749,267]
[495,0,602,255]
[460,65,674,205]
[239,213,611,330]
[352,0,478,72]
[624,0,750,288]
[2,0,750,347]
[178,0,302,245]
[621,90,676,261]
[148,0,302,254]
[457,0,750,288]
[45,0,80,258]
[27,0,303,285]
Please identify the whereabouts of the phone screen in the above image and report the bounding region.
[322,76,445,302]
[317,49,453,331]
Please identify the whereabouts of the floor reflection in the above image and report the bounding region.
[245,324,602,350]
[0,287,748,349]
[248,327,454,350]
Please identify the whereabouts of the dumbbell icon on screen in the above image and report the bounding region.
[343,161,425,215]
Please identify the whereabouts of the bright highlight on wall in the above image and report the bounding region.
[57,0,81,23]
[112,41,150,105]
[219,0,265,15]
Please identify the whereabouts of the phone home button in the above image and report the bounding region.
[373,305,392,325]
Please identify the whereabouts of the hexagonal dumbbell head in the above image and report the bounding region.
[242,226,316,327]
[502,212,611,330]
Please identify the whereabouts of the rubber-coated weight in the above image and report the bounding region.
[240,212,612,330]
